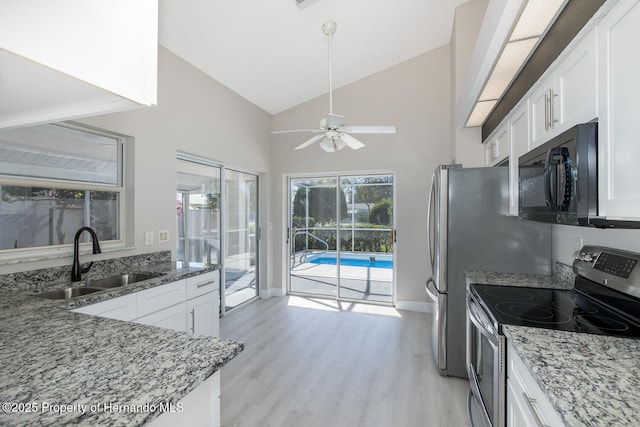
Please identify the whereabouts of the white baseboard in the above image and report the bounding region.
[258,290,432,313]
[395,299,433,313]
[260,287,286,299]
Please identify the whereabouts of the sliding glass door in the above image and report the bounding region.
[176,160,221,269]
[288,173,394,304]
[223,169,259,311]
[338,175,394,303]
[289,177,339,297]
[177,157,259,315]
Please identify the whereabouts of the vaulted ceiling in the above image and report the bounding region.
[158,0,469,115]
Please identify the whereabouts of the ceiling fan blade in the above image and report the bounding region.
[271,129,317,134]
[294,134,325,150]
[340,133,365,150]
[343,125,396,134]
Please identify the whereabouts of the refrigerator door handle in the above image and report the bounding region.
[427,169,437,274]
[425,278,438,302]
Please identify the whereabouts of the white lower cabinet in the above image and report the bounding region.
[188,293,219,337]
[136,280,187,319]
[72,293,137,321]
[136,301,188,332]
[149,371,220,427]
[72,273,220,338]
[186,271,220,337]
[507,342,564,427]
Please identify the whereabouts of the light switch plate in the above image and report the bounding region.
[158,230,169,243]
[145,231,154,246]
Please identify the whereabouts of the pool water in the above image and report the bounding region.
[305,253,393,269]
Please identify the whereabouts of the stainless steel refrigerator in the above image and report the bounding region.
[426,165,551,378]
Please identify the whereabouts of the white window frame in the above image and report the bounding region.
[0,121,134,264]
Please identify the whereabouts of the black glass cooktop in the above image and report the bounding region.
[470,281,640,339]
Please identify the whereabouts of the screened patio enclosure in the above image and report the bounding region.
[288,174,395,304]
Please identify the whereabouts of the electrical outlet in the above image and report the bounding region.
[158,230,169,243]
[575,237,583,251]
[145,231,154,246]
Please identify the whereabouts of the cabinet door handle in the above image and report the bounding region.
[544,91,550,131]
[549,89,558,129]
[196,280,216,289]
[522,392,551,427]
[190,308,195,333]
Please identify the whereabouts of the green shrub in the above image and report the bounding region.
[369,199,392,225]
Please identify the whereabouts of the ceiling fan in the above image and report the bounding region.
[272,20,396,152]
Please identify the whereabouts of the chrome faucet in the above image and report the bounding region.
[71,227,101,282]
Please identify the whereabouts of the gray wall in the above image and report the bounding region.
[2,47,273,287]
[271,45,452,306]
[451,0,488,166]
[553,225,640,266]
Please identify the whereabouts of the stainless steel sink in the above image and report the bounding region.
[36,287,105,300]
[89,273,164,289]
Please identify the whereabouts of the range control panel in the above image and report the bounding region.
[574,245,640,299]
[593,252,637,278]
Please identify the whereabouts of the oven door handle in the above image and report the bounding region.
[467,295,498,348]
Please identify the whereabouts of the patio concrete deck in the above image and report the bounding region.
[290,255,393,303]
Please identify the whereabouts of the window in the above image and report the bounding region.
[0,122,125,254]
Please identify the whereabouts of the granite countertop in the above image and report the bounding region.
[465,268,574,290]
[0,260,243,426]
[504,326,640,427]
[466,268,640,427]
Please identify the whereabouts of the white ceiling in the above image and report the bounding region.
[158,0,469,115]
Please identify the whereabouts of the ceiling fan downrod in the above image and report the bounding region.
[322,20,337,115]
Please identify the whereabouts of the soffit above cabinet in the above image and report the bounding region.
[0,50,145,130]
[0,0,158,130]
[458,0,608,134]
[457,0,567,130]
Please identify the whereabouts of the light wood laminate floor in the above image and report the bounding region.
[220,296,469,427]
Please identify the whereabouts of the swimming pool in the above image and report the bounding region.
[304,252,393,269]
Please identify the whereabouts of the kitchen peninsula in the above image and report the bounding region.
[0,252,243,426]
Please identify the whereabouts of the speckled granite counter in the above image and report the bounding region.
[0,254,244,426]
[466,267,640,427]
[466,265,574,290]
[504,326,640,427]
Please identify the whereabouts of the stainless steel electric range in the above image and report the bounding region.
[466,245,640,427]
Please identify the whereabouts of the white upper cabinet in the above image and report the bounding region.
[597,0,640,220]
[484,122,509,166]
[529,73,557,149]
[555,31,597,130]
[482,1,640,223]
[0,0,158,129]
[508,101,530,216]
[530,31,597,149]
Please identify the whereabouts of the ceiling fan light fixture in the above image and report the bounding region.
[271,20,396,151]
[319,137,345,152]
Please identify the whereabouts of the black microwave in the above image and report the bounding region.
[518,122,639,228]
[518,122,627,228]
